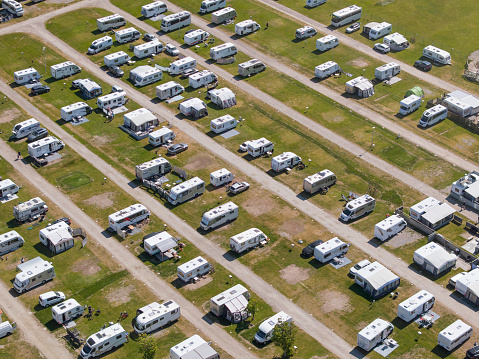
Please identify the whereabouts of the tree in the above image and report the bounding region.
[138,333,157,359]
[246,298,259,321]
[272,321,297,358]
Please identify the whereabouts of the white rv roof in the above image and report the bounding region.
[104,51,129,60]
[135,40,162,51]
[136,300,179,326]
[346,76,374,90]
[14,118,39,128]
[51,61,76,70]
[209,87,234,97]
[239,58,263,68]
[0,179,16,190]
[180,98,205,109]
[398,290,434,312]
[304,169,335,185]
[115,27,139,36]
[16,257,53,280]
[356,261,399,290]
[163,11,190,21]
[130,65,161,77]
[211,42,235,51]
[456,268,479,289]
[40,221,73,246]
[92,36,112,45]
[109,204,149,221]
[98,14,123,22]
[157,81,182,90]
[376,62,399,72]
[98,91,126,103]
[124,108,157,127]
[210,168,231,178]
[424,45,450,58]
[315,237,345,253]
[465,181,479,198]
[358,319,392,341]
[211,284,248,306]
[170,177,204,196]
[61,102,89,112]
[14,67,38,76]
[185,29,208,39]
[0,230,21,244]
[370,22,391,31]
[87,323,125,345]
[170,335,208,357]
[258,312,291,334]
[400,94,421,106]
[211,114,235,125]
[317,35,338,43]
[384,32,407,44]
[272,152,298,162]
[144,231,177,252]
[439,320,471,341]
[297,25,314,32]
[142,1,166,10]
[248,137,272,150]
[136,157,170,171]
[375,215,405,231]
[52,298,81,315]
[443,97,471,112]
[332,5,361,16]
[28,136,61,150]
[149,127,174,138]
[316,61,338,71]
[446,90,479,109]
[345,194,375,211]
[177,256,209,274]
[410,197,441,214]
[78,79,101,92]
[171,56,196,67]
[230,228,265,245]
[420,203,455,225]
[13,197,46,212]
[236,19,258,27]
[190,70,214,81]
[203,201,238,221]
[212,7,235,16]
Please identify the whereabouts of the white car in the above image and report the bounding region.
[39,291,66,307]
[449,272,467,287]
[349,259,371,276]
[165,43,179,56]
[239,141,252,152]
[373,43,390,54]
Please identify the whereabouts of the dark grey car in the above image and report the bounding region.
[27,128,48,142]
[167,143,188,155]
[108,65,124,78]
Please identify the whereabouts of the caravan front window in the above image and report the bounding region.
[342,208,351,216]
[256,330,267,339]
[82,344,93,354]
[13,124,21,131]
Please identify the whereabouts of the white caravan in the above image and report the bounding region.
[306,0,326,8]
[0,321,16,339]
[397,290,435,322]
[374,215,407,241]
[200,201,239,231]
[13,257,55,293]
[2,0,23,16]
[357,319,393,351]
[374,62,400,81]
[189,70,217,89]
[170,57,197,75]
[50,61,81,80]
[141,1,168,18]
[12,118,40,139]
[39,291,65,307]
[200,0,226,13]
[303,169,337,194]
[97,14,126,32]
[148,127,176,147]
[368,22,392,40]
[104,51,131,67]
[161,11,191,32]
[296,25,317,39]
[399,95,421,116]
[177,256,211,283]
[423,45,451,65]
[255,312,292,344]
[167,177,205,205]
[143,231,176,256]
[135,157,172,181]
[315,61,340,79]
[87,36,113,55]
[133,40,164,58]
[61,102,93,122]
[80,323,127,358]
[238,59,266,76]
[13,68,41,85]
[115,27,141,44]
[156,81,184,100]
[419,105,447,127]
[438,320,473,351]
[133,300,180,334]
[210,168,234,187]
[28,136,65,158]
[340,194,375,222]
[230,228,268,253]
[210,284,250,316]
[184,29,210,46]
[235,20,261,36]
[209,88,236,109]
[170,335,219,359]
[247,137,274,158]
[108,204,150,232]
[97,91,127,110]
[210,43,238,60]
[331,5,362,27]
[13,197,48,223]
[210,114,238,133]
[383,32,409,51]
[316,35,339,51]
[52,299,84,324]
[314,237,349,263]
[0,179,20,198]
[409,197,441,220]
[0,230,24,256]
[129,66,163,87]
[271,152,302,172]
[211,7,236,24]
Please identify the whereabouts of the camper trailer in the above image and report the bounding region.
[374,215,406,241]
[303,169,336,194]
[97,91,127,110]
[97,14,126,32]
[0,231,24,256]
[133,300,180,334]
[184,29,210,46]
[60,102,93,122]
[423,45,451,65]
[367,22,392,40]
[438,320,473,351]
[306,0,326,8]
[211,7,236,24]
[161,11,191,32]
[2,0,23,16]
[148,127,176,147]
[108,204,150,232]
[210,284,250,322]
[409,197,441,220]
[419,105,447,127]
[179,98,208,119]
[156,81,184,100]
[135,158,172,181]
[27,136,65,158]
[80,323,127,358]
[11,118,41,139]
[0,179,20,199]
[330,5,362,27]
[374,62,400,80]
[189,70,217,89]
[129,66,163,87]
[399,95,421,115]
[397,290,435,322]
[52,299,84,324]
[345,76,375,98]
[235,20,261,35]
[167,177,205,205]
[340,194,375,222]
[247,137,274,158]
[314,237,349,263]
[200,0,226,13]
[357,319,394,352]
[13,68,41,85]
[13,197,48,223]
[177,256,211,283]
[255,312,292,344]
[316,35,339,51]
[170,335,219,359]
[238,59,266,76]
[208,88,236,109]
[383,32,409,51]
[39,221,74,254]
[210,114,238,133]
[271,152,302,172]
[133,40,164,58]
[296,25,317,39]
[200,201,239,231]
[115,27,141,44]
[210,168,234,187]
[230,228,268,253]
[315,61,340,79]
[50,61,81,80]
[170,57,197,75]
[13,257,55,293]
[141,1,168,18]
[143,231,177,256]
[88,36,113,55]
[104,51,131,67]
[210,43,238,60]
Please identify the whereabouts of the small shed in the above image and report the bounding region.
[345,76,375,98]
[39,221,74,254]
[355,261,400,299]
[405,86,424,98]
[208,88,237,109]
[123,108,159,132]
[413,243,457,276]
[78,79,102,99]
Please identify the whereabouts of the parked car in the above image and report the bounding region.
[111,85,124,93]
[467,344,479,359]
[414,60,432,72]
[345,22,360,34]
[180,68,199,79]
[301,239,324,258]
[50,217,72,226]
[143,33,157,42]
[373,43,390,54]
[165,43,179,56]
[27,128,49,142]
[30,84,50,96]
[167,143,188,155]
[228,181,250,195]
[39,291,65,307]
[108,65,124,78]
[349,259,371,276]
[239,141,252,152]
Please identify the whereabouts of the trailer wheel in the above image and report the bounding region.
[22,289,26,293]
[42,280,46,284]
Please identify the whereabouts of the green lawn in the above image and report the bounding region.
[0,312,44,359]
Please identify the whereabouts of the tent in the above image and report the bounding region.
[405,86,424,98]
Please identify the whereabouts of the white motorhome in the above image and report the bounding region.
[11,118,40,139]
[316,35,339,51]
[303,169,336,194]
[2,0,23,16]
[108,204,150,232]
[61,102,93,122]
[314,237,349,263]
[247,137,274,158]
[210,284,250,318]
[357,319,394,352]
[179,98,208,119]
[161,11,191,32]
[135,157,172,181]
[340,194,375,222]
[189,70,217,89]
[88,36,113,55]
[0,231,24,256]
[133,40,164,59]
[397,290,435,323]
[80,323,127,358]
[97,91,127,110]
[210,168,234,187]
[168,177,205,205]
[170,57,197,75]
[0,179,19,199]
[13,257,55,293]
[104,51,131,67]
[184,29,210,46]
[331,5,362,27]
[13,68,41,85]
[438,320,473,351]
[399,95,421,116]
[271,152,302,172]
[50,61,81,80]
[143,231,177,256]
[210,43,238,60]
[200,201,239,231]
[423,45,451,65]
[210,114,237,133]
[230,228,268,253]
[209,88,236,109]
[0,321,16,339]
[296,25,317,39]
[374,215,407,241]
[177,256,211,283]
[13,197,48,223]
[133,300,180,334]
[170,335,219,359]
[115,27,141,44]
[255,312,292,344]
[238,59,266,77]
[97,14,126,32]
[211,7,236,24]
[235,20,261,35]
[141,1,168,18]
[306,0,326,8]
[129,65,163,87]
[52,299,84,324]
[383,32,409,51]
[315,61,340,79]
[27,136,65,158]
[200,0,226,13]
[156,81,184,100]
[368,22,392,40]
[419,105,447,127]
[148,127,176,147]
[374,62,400,81]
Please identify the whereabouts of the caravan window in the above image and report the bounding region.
[116,334,122,339]
[204,264,209,269]
[153,319,158,324]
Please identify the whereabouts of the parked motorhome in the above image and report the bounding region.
[52,299,84,324]
[39,221,74,254]
[355,261,400,299]
[88,36,113,54]
[271,152,302,172]
[13,68,41,85]
[61,102,93,122]
[50,61,81,80]
[184,29,210,46]
[141,1,167,18]
[340,194,375,222]
[0,320,16,339]
[413,242,457,276]
[374,62,400,81]
[189,70,217,89]
[0,231,24,256]
[143,231,177,256]
[177,256,211,283]
[156,81,184,100]
[210,284,250,322]
[211,7,236,24]
[129,66,163,87]
[357,319,394,351]
[438,320,473,351]
[0,179,19,199]
[104,51,131,67]
[210,168,234,187]
[255,312,292,344]
[170,57,197,75]
[97,91,127,110]
[200,201,238,231]
[314,237,349,263]
[80,323,127,358]
[399,95,421,115]
[11,118,40,139]
[306,0,326,8]
[235,20,260,35]
[397,290,435,322]
[210,114,237,133]
[97,14,126,32]
[200,0,226,13]
[135,158,172,181]
[209,88,236,109]
[170,335,219,359]
[383,32,409,51]
[133,300,180,334]
[108,204,150,232]
[13,197,48,223]
[13,257,55,293]
[210,43,238,60]
[316,35,339,51]
[331,5,362,27]
[419,105,447,127]
[303,169,336,194]
[115,27,141,44]
[167,177,205,205]
[2,0,23,16]
[367,22,391,40]
[179,97,208,119]
[247,137,274,158]
[345,76,375,98]
[27,136,65,158]
[161,11,191,32]
[374,215,406,241]
[423,45,451,65]
[296,25,317,39]
[230,228,267,253]
[238,59,265,77]
[134,40,164,58]
[315,61,340,79]
[148,127,176,147]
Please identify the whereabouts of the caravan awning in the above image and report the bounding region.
[224,295,248,314]
[421,203,455,224]
[367,267,399,290]
[157,237,177,253]
[48,228,73,246]
[467,281,479,297]
[425,248,456,269]
[129,113,158,127]
[465,181,479,199]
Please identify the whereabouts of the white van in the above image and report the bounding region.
[200,201,238,231]
[0,179,20,199]
[115,27,141,44]
[11,118,41,139]
[80,323,127,358]
[200,0,226,13]
[135,158,172,181]
[437,320,472,351]
[13,68,41,85]
[184,29,210,46]
[97,14,126,32]
[247,137,274,158]
[88,36,113,55]
[418,105,447,127]
[39,291,65,307]
[238,59,266,77]
[133,40,164,59]
[306,0,326,8]
[211,7,236,24]
[374,215,407,241]
[167,177,205,205]
[50,61,81,80]
[104,51,131,67]
[177,256,211,283]
[340,194,375,222]
[61,102,93,122]
[271,152,302,172]
[397,290,435,323]
[156,81,184,100]
[255,312,292,344]
[27,136,65,158]
[52,299,84,324]
[0,321,16,339]
[133,300,180,334]
[210,168,234,187]
[148,127,176,147]
[374,62,400,81]
[235,20,260,35]
[316,35,339,52]
[315,61,340,79]
[13,197,48,223]
[210,114,238,133]
[357,319,394,352]
[189,70,217,89]
[423,45,451,65]
[13,257,55,293]
[210,43,237,60]
[0,231,24,256]
[170,57,197,75]
[303,169,336,194]
[399,95,421,116]
[141,1,167,18]
[314,237,349,263]
[295,25,317,39]
[230,228,268,253]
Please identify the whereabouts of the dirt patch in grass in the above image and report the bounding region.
[184,275,213,290]
[0,108,22,123]
[279,264,310,285]
[318,290,352,313]
[84,192,115,208]
[398,348,429,359]
[385,227,423,249]
[50,0,76,3]
[243,195,278,216]
[355,321,368,330]
[92,135,115,146]
[184,154,214,171]
[309,356,330,359]
[71,258,101,276]
[279,219,306,239]
[106,284,135,305]
[322,111,344,123]
[348,58,369,68]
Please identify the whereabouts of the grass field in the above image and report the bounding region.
[0,311,44,359]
